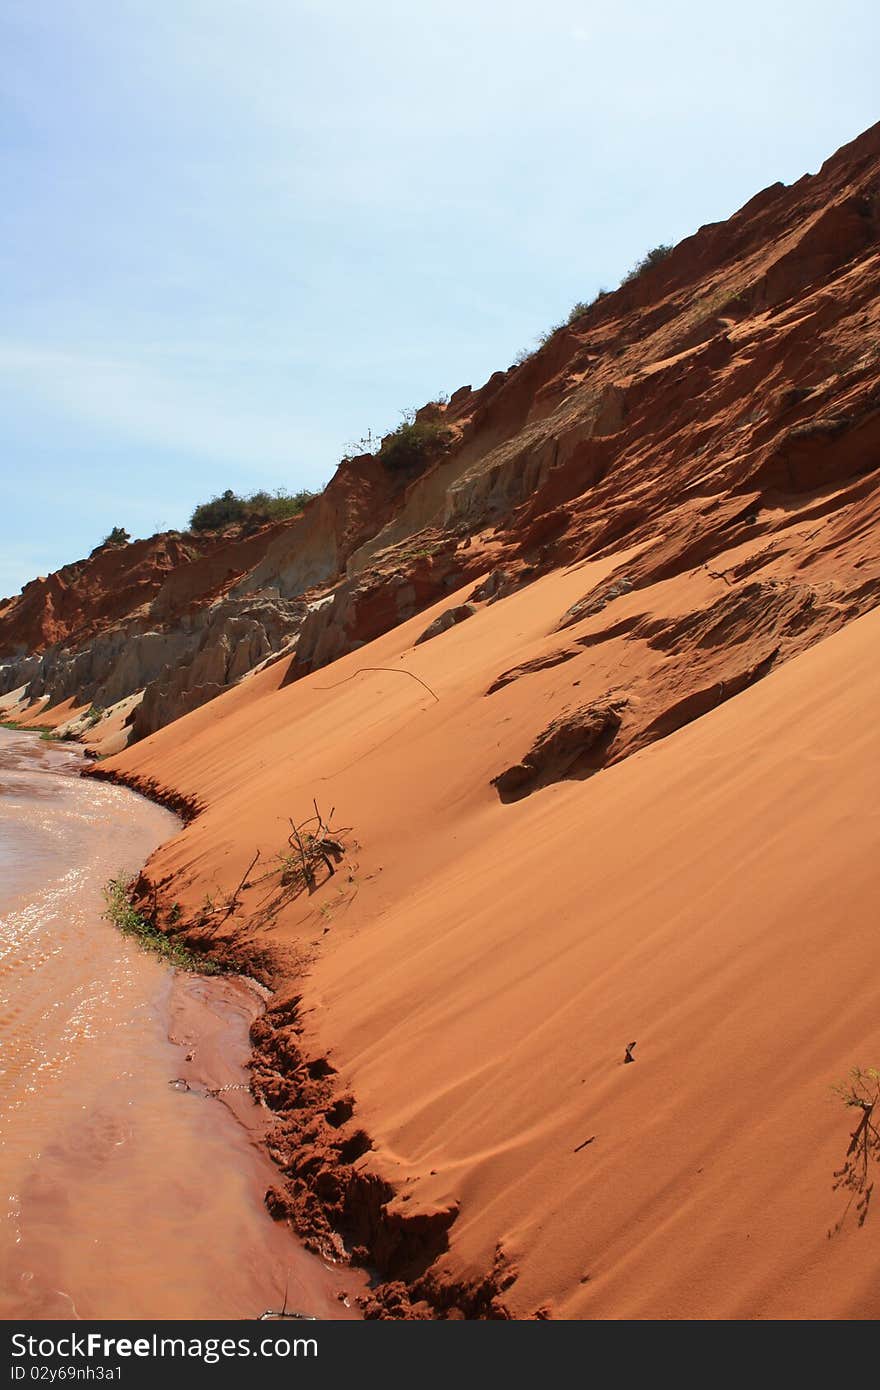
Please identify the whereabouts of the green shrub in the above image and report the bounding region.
[378,413,452,473]
[567,288,610,323]
[515,287,613,366]
[621,243,674,286]
[189,487,316,532]
[536,323,563,347]
[102,526,130,546]
[514,322,564,366]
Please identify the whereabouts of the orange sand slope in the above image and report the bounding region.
[106,556,880,1318]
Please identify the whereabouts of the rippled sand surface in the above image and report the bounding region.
[0,728,353,1320]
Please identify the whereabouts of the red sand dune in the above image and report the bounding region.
[101,557,880,1317]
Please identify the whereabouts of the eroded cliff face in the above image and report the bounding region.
[0,523,299,747]
[3,121,880,755]
[0,437,426,744]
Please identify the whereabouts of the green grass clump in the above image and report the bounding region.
[0,720,58,740]
[103,874,220,973]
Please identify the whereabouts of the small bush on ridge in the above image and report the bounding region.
[189,487,316,533]
[621,243,674,286]
[378,412,452,473]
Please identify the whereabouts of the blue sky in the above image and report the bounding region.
[1,1,878,596]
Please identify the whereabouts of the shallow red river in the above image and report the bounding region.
[0,727,357,1320]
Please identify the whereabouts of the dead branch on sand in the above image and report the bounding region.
[223,802,354,934]
[830,1067,880,1233]
[259,1272,317,1321]
[213,849,261,930]
[313,665,440,703]
[189,802,353,945]
[169,1078,252,1100]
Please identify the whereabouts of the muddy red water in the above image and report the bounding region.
[0,728,359,1320]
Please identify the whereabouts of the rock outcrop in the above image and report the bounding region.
[492,697,627,800]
